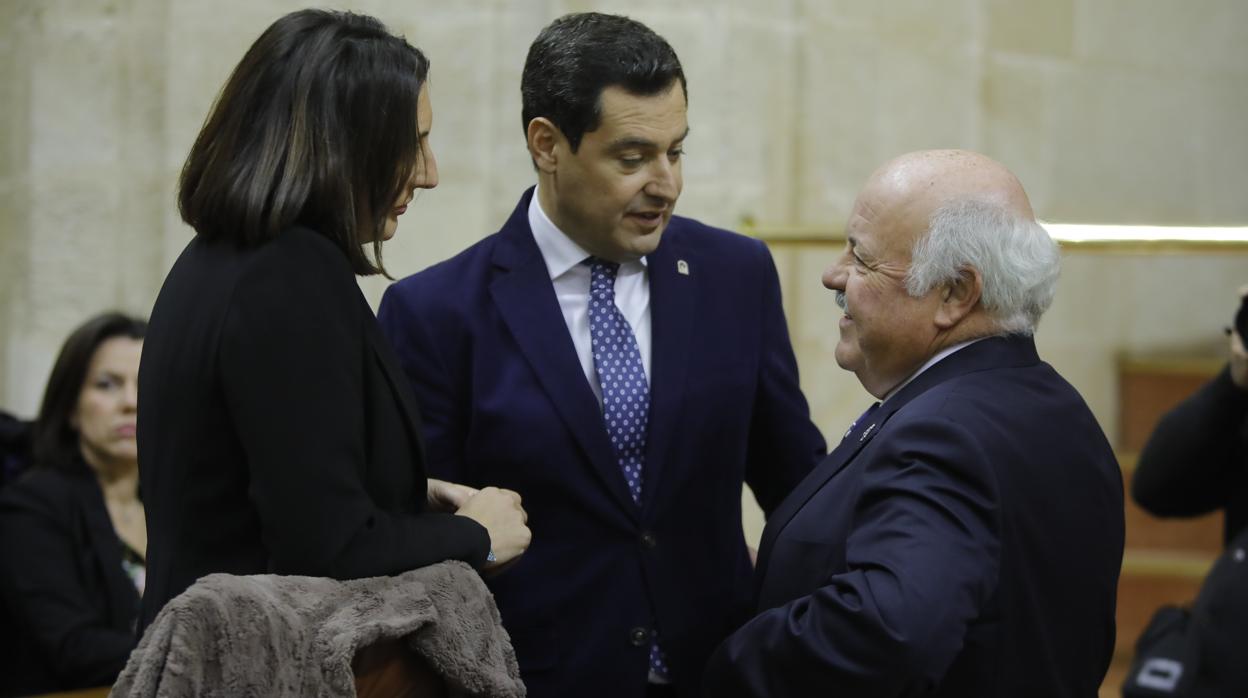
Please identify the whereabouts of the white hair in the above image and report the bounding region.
[905,198,1060,335]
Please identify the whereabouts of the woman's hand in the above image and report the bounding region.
[426,478,478,513]
[454,487,531,572]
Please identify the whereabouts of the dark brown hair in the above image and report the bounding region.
[33,312,147,472]
[522,13,686,152]
[178,9,429,276]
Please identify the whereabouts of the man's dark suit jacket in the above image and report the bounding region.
[377,189,827,697]
[138,227,489,631]
[0,462,139,695]
[705,335,1125,697]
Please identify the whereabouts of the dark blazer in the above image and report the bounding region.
[1132,365,1248,544]
[138,226,489,631]
[704,335,1125,698]
[1132,365,1248,697]
[0,462,139,695]
[377,189,826,698]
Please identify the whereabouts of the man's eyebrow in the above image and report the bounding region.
[606,127,691,152]
[607,136,658,151]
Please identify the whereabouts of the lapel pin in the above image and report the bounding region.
[676,259,689,275]
[860,423,876,441]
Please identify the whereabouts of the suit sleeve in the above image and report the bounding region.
[377,282,470,484]
[705,414,1000,697]
[743,241,827,515]
[0,480,133,688]
[219,242,487,579]
[1132,365,1248,518]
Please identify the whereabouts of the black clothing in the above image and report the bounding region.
[138,227,489,631]
[0,462,140,695]
[1133,366,1248,543]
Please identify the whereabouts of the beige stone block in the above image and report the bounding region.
[874,45,982,159]
[1194,77,1248,222]
[1077,0,1248,75]
[982,55,1062,215]
[795,0,875,28]
[673,14,800,229]
[875,0,978,56]
[28,17,124,172]
[795,19,887,226]
[986,0,1074,58]
[1046,65,1205,224]
[0,4,34,182]
[25,172,126,331]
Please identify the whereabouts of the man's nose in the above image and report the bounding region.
[822,255,849,290]
[644,159,680,202]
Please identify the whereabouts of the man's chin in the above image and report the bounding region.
[833,344,860,373]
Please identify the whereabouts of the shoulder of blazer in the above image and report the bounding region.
[0,466,91,526]
[246,226,357,282]
[227,227,363,318]
[384,231,505,325]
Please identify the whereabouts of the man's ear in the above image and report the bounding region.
[526,117,561,174]
[934,267,983,329]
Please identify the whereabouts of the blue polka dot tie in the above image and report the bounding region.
[587,258,670,682]
[588,259,650,504]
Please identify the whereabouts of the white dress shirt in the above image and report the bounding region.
[528,188,652,407]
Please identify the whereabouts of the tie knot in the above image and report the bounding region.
[588,258,620,295]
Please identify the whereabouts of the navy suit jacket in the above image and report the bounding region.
[378,189,826,697]
[704,335,1125,698]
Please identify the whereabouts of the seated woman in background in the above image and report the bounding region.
[0,312,146,695]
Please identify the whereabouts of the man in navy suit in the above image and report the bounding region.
[704,150,1125,697]
[378,13,826,698]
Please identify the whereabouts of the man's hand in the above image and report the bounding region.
[1232,285,1248,391]
[455,487,531,573]
[426,478,479,513]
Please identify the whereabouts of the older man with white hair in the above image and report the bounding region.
[704,150,1124,698]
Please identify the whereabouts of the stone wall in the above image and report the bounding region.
[3,0,1246,445]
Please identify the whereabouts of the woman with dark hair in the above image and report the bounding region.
[137,9,529,633]
[0,312,147,695]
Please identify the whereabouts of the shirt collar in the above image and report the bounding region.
[881,336,988,404]
[528,184,648,280]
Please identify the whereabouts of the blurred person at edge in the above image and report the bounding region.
[1131,287,1248,696]
[0,313,146,695]
[136,9,530,638]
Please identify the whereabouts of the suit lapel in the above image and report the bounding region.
[489,191,640,518]
[754,407,890,590]
[639,236,695,513]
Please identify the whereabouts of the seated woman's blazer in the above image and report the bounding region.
[0,461,140,695]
